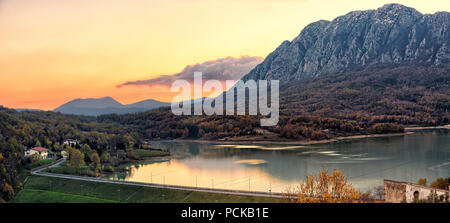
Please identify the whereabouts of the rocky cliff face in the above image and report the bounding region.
[242,4,450,82]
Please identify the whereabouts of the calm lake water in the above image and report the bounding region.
[106,130,450,193]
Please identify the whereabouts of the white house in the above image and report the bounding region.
[25,147,49,160]
[63,139,80,147]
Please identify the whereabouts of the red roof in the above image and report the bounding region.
[31,147,48,152]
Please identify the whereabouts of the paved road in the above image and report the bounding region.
[32,159,284,199]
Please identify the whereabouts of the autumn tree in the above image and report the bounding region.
[68,149,85,169]
[430,177,450,190]
[417,178,427,186]
[90,152,101,171]
[283,168,363,203]
[80,144,94,162]
[2,183,14,201]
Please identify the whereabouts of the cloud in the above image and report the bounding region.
[117,56,263,88]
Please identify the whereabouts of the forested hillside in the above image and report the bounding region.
[280,64,450,124]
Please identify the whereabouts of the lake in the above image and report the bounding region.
[106,130,450,193]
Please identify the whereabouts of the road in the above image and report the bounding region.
[31,158,284,199]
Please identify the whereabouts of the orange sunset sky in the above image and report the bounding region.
[1,0,449,110]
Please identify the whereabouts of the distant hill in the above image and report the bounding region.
[54,97,169,116]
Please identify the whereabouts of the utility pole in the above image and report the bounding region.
[196,175,198,188]
[269,183,272,197]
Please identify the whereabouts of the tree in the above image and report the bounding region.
[417,178,427,186]
[65,146,76,159]
[80,144,93,162]
[30,153,41,163]
[430,178,449,190]
[283,168,363,203]
[371,185,385,201]
[100,153,110,164]
[69,149,85,169]
[187,124,199,138]
[2,183,14,201]
[90,152,101,171]
[53,142,61,151]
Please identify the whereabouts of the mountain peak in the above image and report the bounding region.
[373,3,422,23]
[378,3,416,12]
[101,96,114,100]
[54,97,123,111]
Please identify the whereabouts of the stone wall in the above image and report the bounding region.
[384,179,450,203]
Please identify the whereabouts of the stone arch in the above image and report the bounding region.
[413,191,420,201]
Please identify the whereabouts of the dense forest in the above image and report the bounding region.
[0,63,449,201]
[281,63,450,125]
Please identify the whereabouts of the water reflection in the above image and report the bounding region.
[106,130,450,192]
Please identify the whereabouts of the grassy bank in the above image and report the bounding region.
[131,149,169,159]
[24,158,57,170]
[13,175,282,203]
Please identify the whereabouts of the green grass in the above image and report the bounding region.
[24,158,57,170]
[45,165,93,175]
[18,167,31,184]
[13,189,116,203]
[14,175,282,203]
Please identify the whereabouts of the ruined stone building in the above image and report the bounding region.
[384,179,450,203]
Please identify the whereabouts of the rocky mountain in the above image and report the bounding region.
[242,4,450,82]
[54,97,169,116]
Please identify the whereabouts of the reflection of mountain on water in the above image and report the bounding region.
[151,141,276,158]
[148,131,450,191]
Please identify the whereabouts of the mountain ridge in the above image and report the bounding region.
[242,4,450,82]
[53,97,170,116]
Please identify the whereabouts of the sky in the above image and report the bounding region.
[1,0,449,110]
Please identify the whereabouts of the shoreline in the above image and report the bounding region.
[166,131,416,146]
[404,125,450,131]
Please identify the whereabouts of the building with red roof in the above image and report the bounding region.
[25,147,49,160]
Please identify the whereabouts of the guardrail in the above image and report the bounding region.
[33,170,284,198]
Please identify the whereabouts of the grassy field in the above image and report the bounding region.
[14,189,116,203]
[14,175,282,203]
[24,158,57,170]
